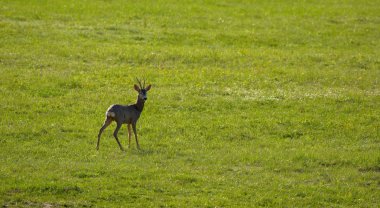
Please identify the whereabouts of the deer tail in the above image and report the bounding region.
[106,111,116,118]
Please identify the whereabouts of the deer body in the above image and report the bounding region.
[106,103,143,125]
[97,80,151,151]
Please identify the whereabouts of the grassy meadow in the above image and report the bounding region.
[1,0,379,207]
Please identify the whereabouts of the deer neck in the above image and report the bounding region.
[134,97,145,112]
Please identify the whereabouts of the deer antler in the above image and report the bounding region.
[136,77,143,89]
[143,78,146,89]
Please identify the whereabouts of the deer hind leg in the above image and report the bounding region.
[97,117,113,150]
[113,122,124,151]
[132,123,140,150]
[127,124,132,148]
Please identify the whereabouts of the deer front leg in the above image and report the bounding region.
[113,123,124,151]
[132,123,140,150]
[127,124,132,148]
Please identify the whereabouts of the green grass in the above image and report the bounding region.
[1,0,379,207]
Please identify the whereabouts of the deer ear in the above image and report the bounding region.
[134,84,140,92]
[145,84,151,91]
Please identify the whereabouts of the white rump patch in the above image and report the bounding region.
[106,111,116,118]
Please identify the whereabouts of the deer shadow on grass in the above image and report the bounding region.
[130,148,155,156]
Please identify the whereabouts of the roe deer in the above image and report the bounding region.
[97,78,151,151]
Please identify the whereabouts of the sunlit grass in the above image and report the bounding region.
[0,0,379,207]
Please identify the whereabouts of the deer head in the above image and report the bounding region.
[134,78,151,101]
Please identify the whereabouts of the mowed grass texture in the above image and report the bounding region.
[1,0,379,207]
